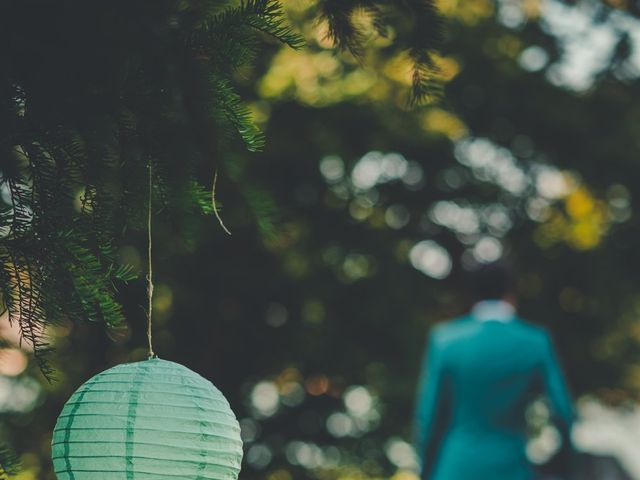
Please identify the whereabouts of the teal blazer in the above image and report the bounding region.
[414,314,574,480]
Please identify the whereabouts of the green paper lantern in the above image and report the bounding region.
[52,358,243,479]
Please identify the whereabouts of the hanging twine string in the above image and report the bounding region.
[146,160,156,359]
[212,168,232,236]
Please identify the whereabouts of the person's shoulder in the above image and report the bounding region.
[430,315,477,344]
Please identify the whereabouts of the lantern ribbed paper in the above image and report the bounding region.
[52,358,243,479]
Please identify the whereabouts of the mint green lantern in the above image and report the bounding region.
[52,358,243,479]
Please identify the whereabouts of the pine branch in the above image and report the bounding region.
[320,0,379,57]
[196,0,304,51]
[209,76,266,152]
[402,0,443,104]
[319,0,443,103]
[0,0,443,378]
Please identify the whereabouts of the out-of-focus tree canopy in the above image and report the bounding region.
[3,0,640,479]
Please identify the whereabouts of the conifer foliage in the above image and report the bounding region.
[320,0,442,102]
[0,0,441,381]
[0,0,305,381]
[0,0,430,475]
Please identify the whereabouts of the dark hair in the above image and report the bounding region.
[466,261,513,302]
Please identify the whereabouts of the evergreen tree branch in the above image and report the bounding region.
[319,0,442,103]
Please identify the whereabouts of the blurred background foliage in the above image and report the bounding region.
[3,0,640,478]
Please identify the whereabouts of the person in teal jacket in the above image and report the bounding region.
[414,263,574,480]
